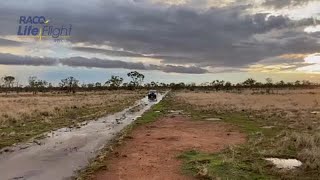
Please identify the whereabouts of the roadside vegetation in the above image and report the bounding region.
[175,90,320,179]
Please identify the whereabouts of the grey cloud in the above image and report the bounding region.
[0,38,22,47]
[149,64,208,74]
[0,0,318,69]
[263,0,316,9]
[0,53,58,66]
[72,46,196,63]
[0,53,208,74]
[253,53,315,71]
[257,56,304,65]
[71,47,146,57]
[60,57,208,74]
[60,56,147,70]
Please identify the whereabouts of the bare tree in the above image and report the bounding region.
[28,76,48,94]
[59,76,79,93]
[265,78,273,94]
[105,76,123,88]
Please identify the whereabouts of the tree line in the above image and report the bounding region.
[0,71,318,94]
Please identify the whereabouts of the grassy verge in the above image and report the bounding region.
[0,93,145,149]
[178,113,278,179]
[75,94,172,180]
[175,95,320,179]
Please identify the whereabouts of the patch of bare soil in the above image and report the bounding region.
[94,116,245,180]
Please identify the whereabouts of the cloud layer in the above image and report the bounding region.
[0,53,207,74]
[0,0,319,73]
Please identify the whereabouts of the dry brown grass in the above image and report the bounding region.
[176,89,320,111]
[0,91,143,126]
[0,90,145,148]
[174,89,320,178]
[176,89,320,130]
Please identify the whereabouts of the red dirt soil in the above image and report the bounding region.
[94,116,246,180]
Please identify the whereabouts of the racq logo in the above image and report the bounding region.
[17,16,72,42]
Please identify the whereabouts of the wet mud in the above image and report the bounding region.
[0,93,166,180]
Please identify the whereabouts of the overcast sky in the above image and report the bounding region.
[0,0,320,84]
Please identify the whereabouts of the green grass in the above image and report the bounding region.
[177,112,279,180]
[166,94,285,179]
[179,150,274,180]
[172,92,320,180]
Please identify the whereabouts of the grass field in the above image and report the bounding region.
[0,90,145,149]
[175,89,320,179]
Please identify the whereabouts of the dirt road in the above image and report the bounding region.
[0,94,166,180]
[94,116,246,180]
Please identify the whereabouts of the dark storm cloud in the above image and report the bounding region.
[60,57,208,74]
[0,53,58,66]
[72,46,196,62]
[0,53,208,74]
[262,0,315,9]
[0,0,318,69]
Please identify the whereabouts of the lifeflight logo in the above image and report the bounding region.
[17,16,72,41]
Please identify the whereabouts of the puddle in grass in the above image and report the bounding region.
[265,158,302,169]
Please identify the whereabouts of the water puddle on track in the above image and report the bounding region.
[0,92,167,180]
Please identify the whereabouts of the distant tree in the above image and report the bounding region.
[3,76,15,88]
[122,82,128,87]
[211,80,225,91]
[265,78,273,94]
[81,84,87,88]
[265,78,273,85]
[87,83,94,89]
[159,83,167,87]
[277,80,285,87]
[95,82,102,87]
[200,82,210,87]
[28,76,48,94]
[242,78,256,87]
[59,76,79,93]
[295,80,301,86]
[302,80,311,86]
[3,76,15,95]
[224,81,232,90]
[127,71,144,88]
[150,81,158,88]
[105,76,123,88]
[169,82,186,90]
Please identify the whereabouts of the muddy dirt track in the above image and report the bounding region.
[0,94,166,180]
[94,116,246,180]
